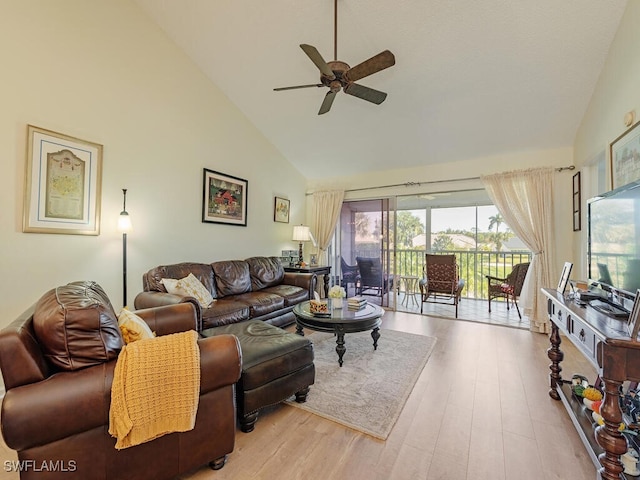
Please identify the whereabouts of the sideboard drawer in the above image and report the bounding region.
[568,314,597,362]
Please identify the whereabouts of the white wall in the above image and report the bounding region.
[308,146,576,279]
[0,0,307,323]
[574,1,640,170]
[3,0,635,325]
[573,0,640,280]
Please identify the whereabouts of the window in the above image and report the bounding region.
[396,190,531,299]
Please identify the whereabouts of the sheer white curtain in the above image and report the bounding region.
[311,189,345,267]
[481,167,556,333]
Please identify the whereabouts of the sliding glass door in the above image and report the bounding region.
[338,199,394,308]
[334,189,531,313]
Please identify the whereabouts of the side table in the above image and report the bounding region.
[399,275,420,307]
[284,265,331,297]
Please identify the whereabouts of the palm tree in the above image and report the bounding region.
[488,213,504,251]
[488,213,504,234]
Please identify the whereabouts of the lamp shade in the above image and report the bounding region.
[117,188,132,233]
[117,212,132,233]
[292,225,311,242]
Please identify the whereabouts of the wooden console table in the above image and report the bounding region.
[543,288,639,480]
[284,265,331,297]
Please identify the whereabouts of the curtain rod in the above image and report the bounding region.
[340,165,575,194]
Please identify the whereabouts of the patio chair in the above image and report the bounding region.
[340,257,360,296]
[486,262,530,319]
[419,254,465,318]
[355,257,393,297]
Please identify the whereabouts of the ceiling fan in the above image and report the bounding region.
[274,0,395,115]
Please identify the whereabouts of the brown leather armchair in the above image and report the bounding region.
[0,281,242,480]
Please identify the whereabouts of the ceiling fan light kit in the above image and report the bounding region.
[274,0,395,115]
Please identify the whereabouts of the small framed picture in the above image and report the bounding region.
[557,262,573,295]
[629,290,640,339]
[274,196,290,223]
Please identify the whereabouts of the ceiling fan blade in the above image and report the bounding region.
[274,84,324,91]
[300,44,336,79]
[345,50,395,83]
[344,83,387,105]
[318,91,337,115]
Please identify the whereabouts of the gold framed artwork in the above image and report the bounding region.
[274,196,290,223]
[610,120,640,190]
[202,168,248,226]
[23,125,103,235]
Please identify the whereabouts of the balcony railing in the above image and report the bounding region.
[345,249,531,300]
[397,249,531,300]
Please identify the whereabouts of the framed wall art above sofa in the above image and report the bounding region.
[202,168,248,226]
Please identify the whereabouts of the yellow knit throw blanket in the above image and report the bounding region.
[109,330,200,450]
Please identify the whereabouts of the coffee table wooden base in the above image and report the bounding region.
[293,302,384,367]
[296,323,380,367]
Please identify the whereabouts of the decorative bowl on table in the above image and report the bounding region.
[309,300,329,316]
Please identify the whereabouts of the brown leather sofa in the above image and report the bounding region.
[0,281,242,480]
[135,256,316,330]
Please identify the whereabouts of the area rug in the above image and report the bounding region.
[285,329,437,440]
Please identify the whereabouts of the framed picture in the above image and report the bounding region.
[23,125,102,235]
[202,168,248,226]
[610,120,640,190]
[572,171,581,231]
[274,196,290,223]
[629,289,640,339]
[557,262,573,295]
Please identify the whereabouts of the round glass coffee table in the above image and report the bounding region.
[293,301,384,367]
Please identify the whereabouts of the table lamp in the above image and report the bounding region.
[292,225,315,266]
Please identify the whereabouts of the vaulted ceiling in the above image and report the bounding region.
[134,0,627,179]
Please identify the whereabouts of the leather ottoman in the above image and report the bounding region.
[201,320,315,432]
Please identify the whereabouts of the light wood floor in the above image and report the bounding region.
[0,311,598,480]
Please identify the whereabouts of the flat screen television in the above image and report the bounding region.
[588,180,640,307]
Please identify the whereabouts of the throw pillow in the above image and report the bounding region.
[118,308,155,344]
[161,277,180,294]
[162,273,214,308]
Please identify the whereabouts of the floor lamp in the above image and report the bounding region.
[117,189,132,307]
